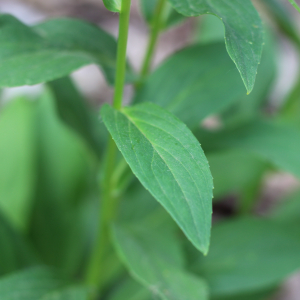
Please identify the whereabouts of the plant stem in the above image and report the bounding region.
[113,0,132,110]
[85,0,132,293]
[138,0,167,86]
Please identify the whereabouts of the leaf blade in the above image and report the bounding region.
[167,0,264,93]
[101,103,213,254]
[0,15,134,87]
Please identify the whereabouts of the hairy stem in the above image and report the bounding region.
[138,0,167,86]
[85,0,132,293]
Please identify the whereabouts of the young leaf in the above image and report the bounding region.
[201,120,300,178]
[0,15,134,87]
[134,43,246,129]
[101,103,213,254]
[0,98,36,230]
[288,0,300,13]
[112,224,209,300]
[167,0,264,93]
[103,0,121,12]
[191,217,300,297]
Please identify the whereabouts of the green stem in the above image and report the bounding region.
[85,0,132,293]
[113,0,132,110]
[138,0,167,86]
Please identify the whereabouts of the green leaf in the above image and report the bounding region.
[0,211,37,276]
[212,288,277,300]
[119,178,181,235]
[201,120,300,178]
[141,0,185,28]
[101,103,213,254]
[112,224,209,300]
[207,150,266,200]
[48,77,104,156]
[103,0,121,12]
[29,90,96,276]
[271,190,300,225]
[195,15,225,44]
[134,43,246,129]
[220,30,277,126]
[0,15,134,87]
[0,267,89,300]
[41,286,89,300]
[0,267,64,300]
[288,0,300,13]
[0,97,36,230]
[191,217,300,297]
[280,75,300,128]
[108,278,152,300]
[167,0,264,93]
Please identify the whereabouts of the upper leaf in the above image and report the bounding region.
[101,103,213,254]
[167,0,264,93]
[103,0,122,12]
[134,43,246,129]
[112,224,209,300]
[0,15,134,87]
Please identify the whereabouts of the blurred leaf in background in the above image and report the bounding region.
[29,90,97,277]
[0,15,134,88]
